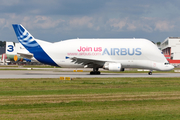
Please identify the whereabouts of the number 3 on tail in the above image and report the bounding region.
[7,45,14,52]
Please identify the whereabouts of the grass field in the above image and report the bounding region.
[0,77,180,120]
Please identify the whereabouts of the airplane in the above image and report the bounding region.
[5,42,31,62]
[0,53,7,65]
[12,24,174,75]
[6,42,23,62]
[0,41,34,65]
[0,42,17,64]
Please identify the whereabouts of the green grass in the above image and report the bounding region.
[0,77,180,120]
[0,66,18,67]
[22,65,61,68]
[1,100,180,120]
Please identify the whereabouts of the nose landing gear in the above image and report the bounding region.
[148,70,152,75]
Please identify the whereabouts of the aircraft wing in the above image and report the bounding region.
[70,57,106,68]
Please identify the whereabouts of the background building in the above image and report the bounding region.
[161,37,180,66]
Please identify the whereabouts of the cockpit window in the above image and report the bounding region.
[164,63,170,65]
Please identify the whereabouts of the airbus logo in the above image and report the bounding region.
[102,48,142,56]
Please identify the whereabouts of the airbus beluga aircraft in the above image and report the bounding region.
[12,24,174,75]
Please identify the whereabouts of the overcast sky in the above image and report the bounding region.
[0,0,180,43]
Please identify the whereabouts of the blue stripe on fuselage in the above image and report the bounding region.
[27,47,58,66]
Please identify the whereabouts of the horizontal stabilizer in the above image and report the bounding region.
[17,52,33,59]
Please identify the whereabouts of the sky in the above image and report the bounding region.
[0,0,180,43]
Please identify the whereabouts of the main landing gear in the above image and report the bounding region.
[148,70,152,75]
[90,68,101,75]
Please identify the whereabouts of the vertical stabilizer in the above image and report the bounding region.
[6,42,16,54]
[12,24,58,66]
[12,24,39,49]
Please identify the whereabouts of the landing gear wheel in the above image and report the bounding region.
[90,71,101,75]
[90,71,95,75]
[148,71,152,75]
[90,68,101,75]
[96,71,101,75]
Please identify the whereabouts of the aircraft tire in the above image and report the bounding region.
[95,71,100,75]
[90,71,94,75]
[90,71,101,75]
[148,72,152,75]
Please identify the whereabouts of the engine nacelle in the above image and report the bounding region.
[103,62,123,71]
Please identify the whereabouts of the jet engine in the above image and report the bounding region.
[103,62,124,71]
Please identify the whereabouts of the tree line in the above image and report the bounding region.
[0,41,5,47]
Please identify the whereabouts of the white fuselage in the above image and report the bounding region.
[37,38,174,71]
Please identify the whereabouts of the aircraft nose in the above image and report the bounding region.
[161,64,174,71]
[170,65,174,70]
[166,64,174,71]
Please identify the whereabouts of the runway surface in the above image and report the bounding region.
[0,70,180,78]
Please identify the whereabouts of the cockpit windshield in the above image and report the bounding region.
[164,62,170,65]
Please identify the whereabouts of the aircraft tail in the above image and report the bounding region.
[6,42,16,54]
[12,24,39,49]
[12,24,58,66]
